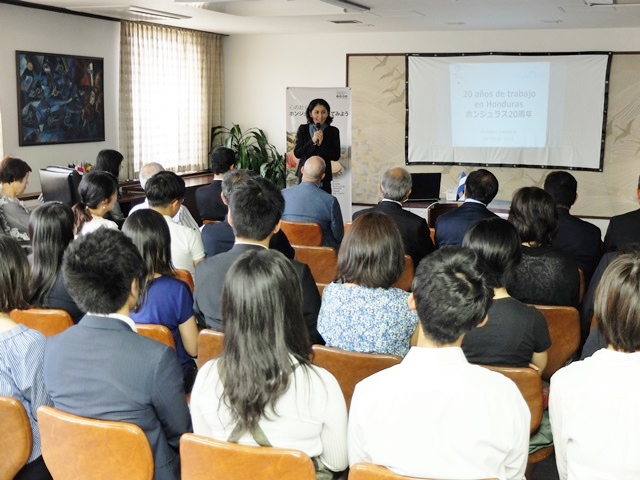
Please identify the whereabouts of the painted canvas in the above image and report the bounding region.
[16,51,104,146]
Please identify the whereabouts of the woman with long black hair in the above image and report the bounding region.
[29,201,84,323]
[123,209,199,392]
[190,249,348,477]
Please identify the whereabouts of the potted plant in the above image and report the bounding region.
[210,124,286,189]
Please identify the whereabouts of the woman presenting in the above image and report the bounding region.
[294,98,340,194]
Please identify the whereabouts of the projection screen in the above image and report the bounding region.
[406,53,611,171]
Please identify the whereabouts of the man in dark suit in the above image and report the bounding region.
[43,229,191,480]
[194,176,323,344]
[282,156,344,250]
[544,170,602,283]
[201,169,294,259]
[195,146,235,222]
[353,167,434,267]
[604,175,640,253]
[435,169,499,248]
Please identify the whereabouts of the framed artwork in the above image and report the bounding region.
[16,51,105,146]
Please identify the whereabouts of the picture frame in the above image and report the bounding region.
[16,50,105,146]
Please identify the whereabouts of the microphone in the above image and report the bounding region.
[315,123,322,145]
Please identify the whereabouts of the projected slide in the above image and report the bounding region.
[407,53,610,170]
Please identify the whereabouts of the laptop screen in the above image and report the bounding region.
[406,173,441,202]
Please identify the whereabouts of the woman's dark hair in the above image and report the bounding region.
[595,252,640,352]
[0,236,30,313]
[95,149,124,178]
[0,156,32,184]
[508,186,558,245]
[305,98,334,125]
[72,171,118,235]
[462,217,522,289]
[338,211,404,288]
[29,202,74,306]
[218,249,312,433]
[122,209,175,305]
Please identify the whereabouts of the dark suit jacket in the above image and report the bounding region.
[43,315,191,480]
[353,200,434,267]
[201,217,295,259]
[193,243,323,344]
[552,207,602,283]
[196,179,227,222]
[604,208,640,253]
[434,201,497,248]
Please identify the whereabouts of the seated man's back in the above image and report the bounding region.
[349,349,529,479]
[42,229,191,480]
[348,247,529,480]
[282,156,344,249]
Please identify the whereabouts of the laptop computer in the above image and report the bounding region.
[406,173,441,202]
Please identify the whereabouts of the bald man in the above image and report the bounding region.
[353,167,434,266]
[129,162,199,231]
[282,156,344,249]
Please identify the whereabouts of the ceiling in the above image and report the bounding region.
[17,0,640,35]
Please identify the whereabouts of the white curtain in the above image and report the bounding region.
[119,22,224,179]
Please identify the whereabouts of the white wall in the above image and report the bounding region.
[0,3,120,194]
[224,27,640,153]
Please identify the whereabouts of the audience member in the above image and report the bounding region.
[318,212,418,357]
[0,156,32,246]
[508,186,580,307]
[94,149,125,224]
[282,156,344,249]
[435,168,498,248]
[145,171,205,277]
[550,251,640,479]
[0,236,53,480]
[72,170,119,236]
[196,146,235,222]
[43,229,191,480]
[123,210,199,392]
[194,176,322,343]
[200,169,294,259]
[604,174,640,252]
[353,167,434,267]
[190,249,348,476]
[348,247,530,479]
[129,162,199,230]
[29,202,85,323]
[544,170,602,283]
[461,218,550,370]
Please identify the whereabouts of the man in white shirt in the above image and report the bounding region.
[129,162,199,231]
[145,171,205,278]
[348,247,530,480]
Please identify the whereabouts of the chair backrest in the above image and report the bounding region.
[480,365,544,434]
[391,255,414,292]
[530,304,580,381]
[37,406,154,480]
[0,396,32,480]
[293,245,339,291]
[39,166,82,206]
[180,433,316,480]
[9,308,73,337]
[280,220,323,247]
[197,329,225,369]
[311,345,402,410]
[349,462,498,480]
[136,323,176,349]
[174,268,195,293]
